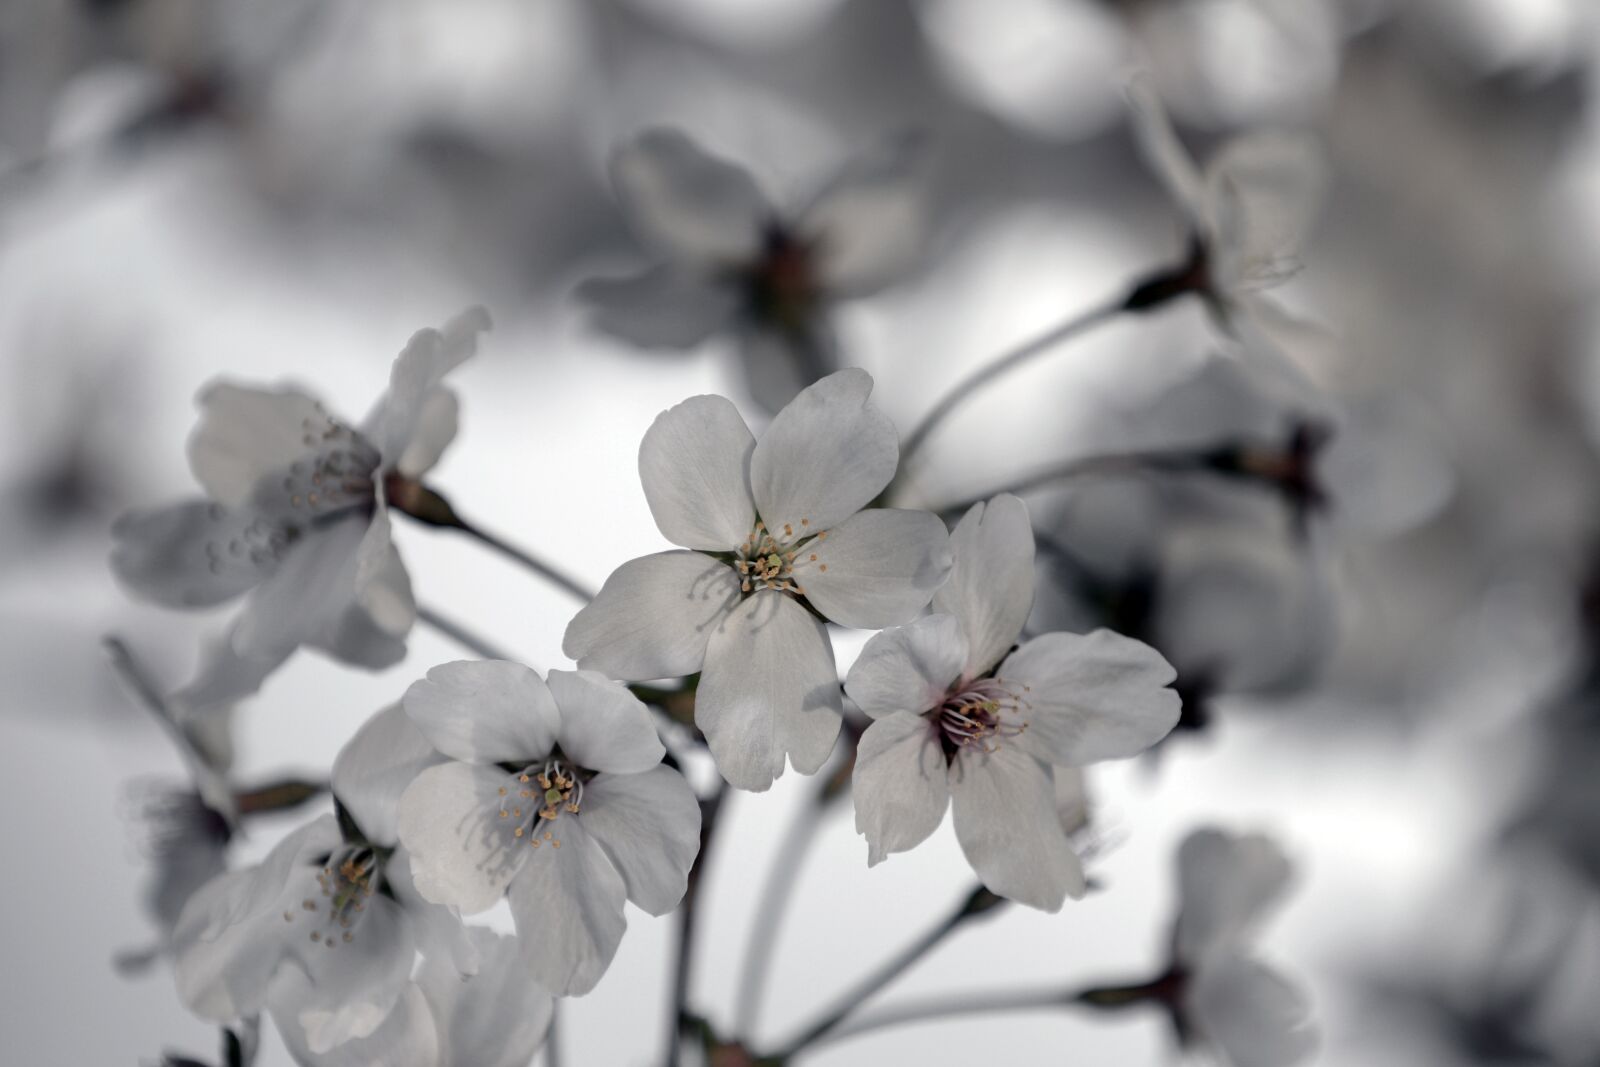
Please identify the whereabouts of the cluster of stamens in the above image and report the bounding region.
[282,847,380,950]
[202,507,294,578]
[497,760,584,851]
[280,410,382,516]
[935,679,1031,759]
[734,519,823,596]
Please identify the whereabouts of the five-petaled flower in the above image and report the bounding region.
[110,308,490,709]
[845,493,1180,910]
[172,704,478,1057]
[396,659,702,996]
[563,368,953,792]
[578,127,927,412]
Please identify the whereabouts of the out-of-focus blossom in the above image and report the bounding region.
[1126,78,1326,401]
[153,1018,260,1067]
[577,128,927,412]
[397,659,700,996]
[110,308,490,709]
[1083,827,1315,1066]
[272,927,552,1067]
[172,705,477,1056]
[564,369,951,791]
[846,494,1179,910]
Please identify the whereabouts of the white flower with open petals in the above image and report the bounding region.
[563,369,952,792]
[578,127,927,412]
[1165,828,1317,1067]
[396,659,701,996]
[846,493,1179,911]
[1126,77,1325,401]
[111,308,490,708]
[171,705,478,1057]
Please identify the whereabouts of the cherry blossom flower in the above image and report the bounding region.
[563,369,952,791]
[846,493,1179,910]
[272,928,552,1067]
[396,659,701,996]
[172,705,477,1056]
[1162,828,1317,1067]
[110,308,490,708]
[578,128,926,412]
[1125,77,1326,400]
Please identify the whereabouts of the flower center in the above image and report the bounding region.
[283,845,384,950]
[496,759,586,852]
[278,409,382,518]
[934,679,1030,759]
[734,519,823,597]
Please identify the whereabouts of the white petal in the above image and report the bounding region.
[397,763,529,915]
[547,670,665,774]
[696,591,842,791]
[576,265,740,349]
[289,893,416,1054]
[562,551,741,681]
[419,928,552,1067]
[935,495,1035,680]
[750,369,898,537]
[1125,73,1205,224]
[110,500,277,608]
[852,712,949,865]
[333,705,445,847]
[997,630,1180,766]
[1054,767,1091,837]
[950,747,1086,911]
[507,818,628,997]
[393,388,459,482]
[801,133,927,297]
[579,767,702,916]
[273,979,440,1067]
[796,508,952,629]
[232,511,409,671]
[172,870,285,1022]
[211,815,341,935]
[638,393,756,550]
[369,307,491,470]
[1204,136,1323,294]
[172,631,290,713]
[1174,828,1294,964]
[402,660,560,766]
[611,127,769,264]
[385,846,480,978]
[737,322,841,416]
[844,614,966,720]
[1189,953,1317,1067]
[186,381,327,508]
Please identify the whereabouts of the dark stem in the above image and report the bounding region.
[668,781,728,1067]
[927,447,1205,518]
[813,986,1074,1049]
[544,1002,563,1067]
[416,603,517,662]
[765,884,1008,1059]
[733,776,835,1039]
[893,294,1129,485]
[452,517,597,605]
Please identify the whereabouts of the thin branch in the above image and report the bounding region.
[416,603,517,662]
[895,294,1128,479]
[452,517,597,604]
[733,776,835,1039]
[668,781,728,1067]
[815,986,1072,1049]
[544,1002,563,1067]
[927,447,1204,517]
[766,885,1008,1059]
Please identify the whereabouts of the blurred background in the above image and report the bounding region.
[4,0,1600,1063]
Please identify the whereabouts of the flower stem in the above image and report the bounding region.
[388,480,596,604]
[545,1002,563,1067]
[765,884,1009,1059]
[416,603,517,662]
[809,986,1076,1049]
[926,446,1206,517]
[893,294,1129,482]
[734,775,836,1040]
[668,781,728,1067]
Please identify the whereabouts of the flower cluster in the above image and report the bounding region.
[105,107,1335,1067]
